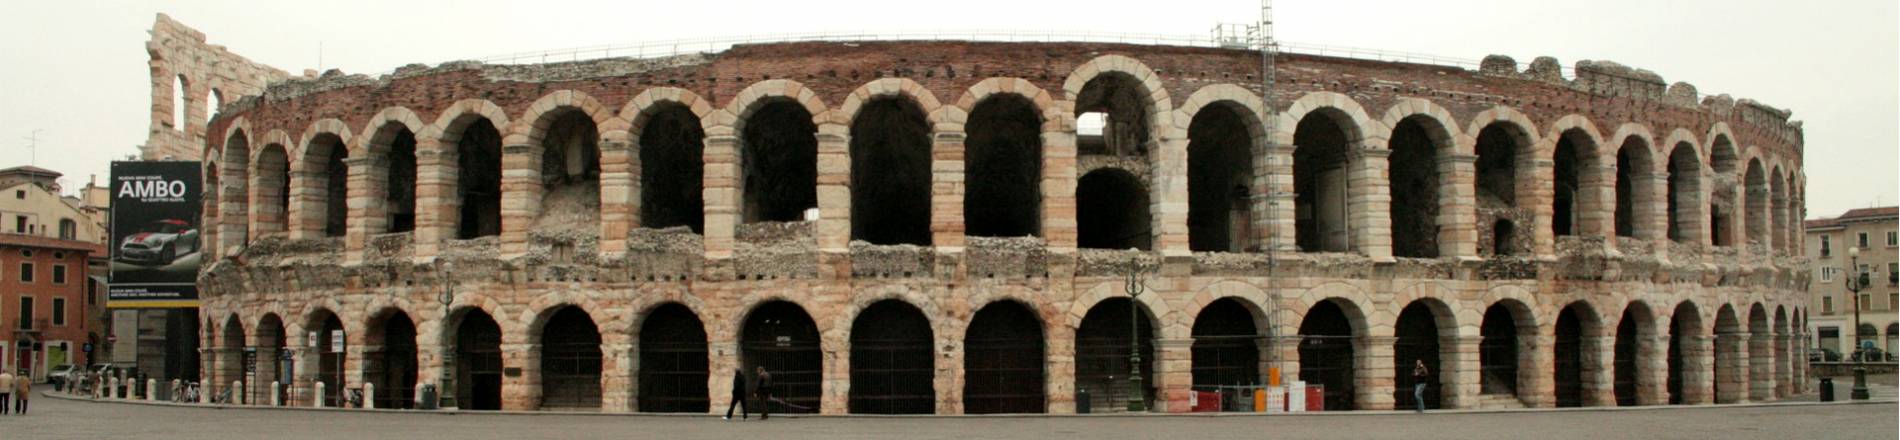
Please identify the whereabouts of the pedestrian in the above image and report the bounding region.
[13,372,29,415]
[0,369,13,415]
[754,366,773,420]
[724,368,750,420]
[1411,359,1430,413]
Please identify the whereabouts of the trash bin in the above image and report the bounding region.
[418,384,439,410]
[1818,377,1834,402]
[1076,389,1091,414]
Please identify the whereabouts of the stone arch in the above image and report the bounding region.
[510,90,619,147]
[1273,91,1373,146]
[523,292,619,342]
[1379,99,1464,258]
[836,78,944,125]
[1462,106,1541,152]
[1183,280,1274,333]
[1663,130,1706,244]
[1705,123,1740,174]
[1376,97,1464,153]
[951,77,1063,128]
[1546,116,1606,241]
[720,79,833,132]
[1066,281,1177,336]
[427,99,512,149]
[1180,84,1270,252]
[354,107,428,156]
[1061,54,1176,140]
[250,134,292,239]
[1283,282,1375,336]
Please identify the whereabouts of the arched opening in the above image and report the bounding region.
[172,75,189,131]
[1668,302,1701,405]
[1076,168,1150,250]
[207,89,223,122]
[1074,73,1151,158]
[848,300,935,414]
[1394,301,1446,410]
[1615,138,1654,238]
[1076,297,1156,412]
[1769,168,1788,251]
[1552,131,1588,237]
[536,111,601,235]
[1553,303,1591,407]
[1666,143,1701,243]
[311,311,345,408]
[637,303,709,413]
[539,306,603,410]
[638,104,706,233]
[1773,307,1789,396]
[454,118,504,239]
[1387,117,1444,258]
[1747,304,1773,401]
[368,310,417,409]
[257,314,286,406]
[963,94,1042,238]
[963,300,1046,414]
[1614,303,1654,406]
[1479,302,1523,397]
[219,315,246,401]
[1293,112,1353,253]
[371,126,418,233]
[301,133,349,238]
[740,100,818,223]
[1744,160,1767,247]
[1714,305,1742,403]
[1299,300,1357,410]
[1492,219,1516,256]
[255,144,289,236]
[740,300,821,413]
[1887,323,1898,355]
[849,98,933,246]
[1187,104,1257,252]
[1191,298,1261,401]
[223,131,251,246]
[1708,136,1739,247]
[453,309,503,410]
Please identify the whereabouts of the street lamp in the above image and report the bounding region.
[1124,257,1147,412]
[1845,246,1870,400]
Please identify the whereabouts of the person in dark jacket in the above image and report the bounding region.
[1411,359,1430,413]
[754,366,773,420]
[724,368,749,420]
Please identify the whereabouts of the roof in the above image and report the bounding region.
[0,233,106,254]
[1805,206,1897,230]
[0,165,63,177]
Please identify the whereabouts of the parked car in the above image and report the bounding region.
[48,364,80,388]
[1850,347,1888,362]
[1811,348,1843,362]
[117,219,200,265]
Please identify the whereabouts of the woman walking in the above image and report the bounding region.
[1411,360,1430,413]
[13,373,29,415]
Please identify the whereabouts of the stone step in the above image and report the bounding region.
[1474,393,1527,409]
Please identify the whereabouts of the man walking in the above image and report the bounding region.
[754,366,773,420]
[13,372,29,414]
[1411,359,1430,413]
[724,367,749,420]
[0,369,13,415]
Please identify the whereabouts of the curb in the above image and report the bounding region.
[43,390,1897,419]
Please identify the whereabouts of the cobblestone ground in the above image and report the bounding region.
[2,391,1894,440]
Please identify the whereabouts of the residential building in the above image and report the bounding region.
[1805,206,1899,357]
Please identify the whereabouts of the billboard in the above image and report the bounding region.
[109,161,203,308]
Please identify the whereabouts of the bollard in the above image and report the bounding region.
[172,380,182,402]
[315,382,327,408]
[272,381,283,406]
[148,379,158,401]
[364,382,376,409]
[109,377,119,399]
[234,381,245,405]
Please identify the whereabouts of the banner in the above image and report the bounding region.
[109,161,203,307]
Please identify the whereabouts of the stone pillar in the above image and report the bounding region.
[1634,173,1669,244]
[501,342,539,411]
[499,143,540,258]
[1774,334,1792,398]
[1577,163,1617,252]
[343,155,387,265]
[707,339,740,416]
[936,330,963,414]
[255,346,280,405]
[1356,336,1396,410]
[1348,149,1392,261]
[413,142,453,260]
[815,130,851,255]
[1523,327,1554,408]
[1442,334,1480,409]
[1152,136,1191,257]
[1748,331,1773,401]
[1793,331,1808,394]
[1637,326,1667,406]
[1042,118,1079,253]
[1582,335,1615,406]
[820,330,850,414]
[288,169,320,240]
[1526,157,1558,257]
[1262,145,1298,252]
[1715,331,1747,403]
[598,140,634,259]
[1440,154,1480,259]
[218,158,250,256]
[600,340,634,412]
[1683,334,1714,404]
[929,132,967,251]
[703,134,740,261]
[1045,325,1076,414]
[1670,170,1708,246]
[291,331,317,407]
[1153,338,1193,412]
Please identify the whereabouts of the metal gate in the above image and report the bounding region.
[540,308,602,410]
[1075,299,1155,412]
[638,304,708,413]
[456,313,503,410]
[964,303,1045,414]
[376,317,418,409]
[849,336,934,414]
[1393,340,1440,409]
[742,301,822,414]
[1553,311,1583,408]
[1298,334,1354,411]
[1479,307,1518,396]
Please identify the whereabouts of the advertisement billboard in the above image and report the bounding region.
[109,161,203,307]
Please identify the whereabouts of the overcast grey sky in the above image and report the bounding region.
[1,0,1893,218]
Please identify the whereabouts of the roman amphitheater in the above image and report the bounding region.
[159,16,1812,414]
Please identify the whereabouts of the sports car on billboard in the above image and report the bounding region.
[118,219,200,265]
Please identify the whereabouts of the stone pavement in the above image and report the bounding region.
[3,392,1893,440]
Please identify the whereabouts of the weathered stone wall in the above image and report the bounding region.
[144,14,289,162]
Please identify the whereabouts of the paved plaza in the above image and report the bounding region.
[0,392,1892,440]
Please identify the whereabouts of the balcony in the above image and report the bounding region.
[16,318,51,333]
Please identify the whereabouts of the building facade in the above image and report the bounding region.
[0,231,102,380]
[187,28,1809,413]
[1804,207,1898,357]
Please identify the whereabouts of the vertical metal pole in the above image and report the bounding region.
[1127,258,1146,411]
[1260,0,1283,389]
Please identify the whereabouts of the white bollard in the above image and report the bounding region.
[233,381,245,405]
[148,379,158,401]
[315,382,327,408]
[271,381,282,406]
[364,382,376,409]
[108,377,119,399]
[172,379,182,402]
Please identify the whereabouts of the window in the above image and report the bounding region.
[52,264,66,284]
[1861,293,1873,311]
[14,215,25,233]
[1823,296,1834,314]
[51,297,65,326]
[13,190,22,199]
[17,297,32,329]
[58,219,76,240]
[1821,235,1832,257]
[1859,232,1870,249]
[1889,231,1898,247]
[1821,266,1837,282]
[1891,292,1899,311]
[19,262,33,283]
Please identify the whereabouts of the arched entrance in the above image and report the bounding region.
[1614,303,1655,406]
[311,311,345,408]
[963,300,1046,414]
[739,100,819,223]
[1713,305,1743,403]
[452,117,504,238]
[369,311,418,409]
[1187,103,1258,252]
[637,105,706,232]
[1393,301,1447,410]
[453,309,503,410]
[849,300,935,414]
[1293,112,1353,253]
[219,315,246,401]
[1299,300,1357,410]
[1553,303,1590,407]
[1387,117,1446,258]
[539,306,603,410]
[849,98,933,246]
[741,301,822,413]
[1075,297,1156,412]
[1479,302,1525,398]
[1191,298,1261,403]
[638,303,709,413]
[963,94,1042,238]
[256,314,286,406]
[1668,302,1702,405]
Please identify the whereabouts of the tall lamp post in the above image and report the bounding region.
[435,260,456,409]
[1845,246,1870,400]
[1125,257,1147,412]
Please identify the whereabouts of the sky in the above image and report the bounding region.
[1,0,1894,219]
